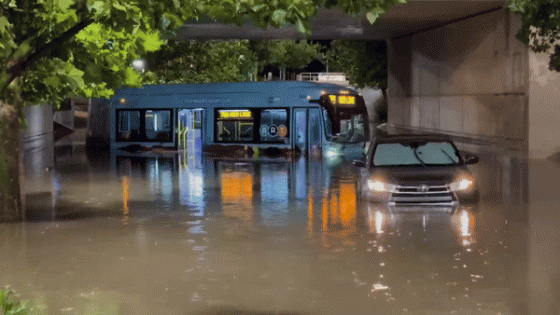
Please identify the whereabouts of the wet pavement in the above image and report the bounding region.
[1,139,560,315]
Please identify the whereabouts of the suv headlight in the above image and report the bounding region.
[449,177,474,192]
[366,179,396,193]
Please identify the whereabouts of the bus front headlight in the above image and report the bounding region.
[325,143,342,160]
[326,148,339,158]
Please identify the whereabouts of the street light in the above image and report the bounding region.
[132,59,146,73]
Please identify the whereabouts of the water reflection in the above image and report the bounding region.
[319,182,358,235]
[13,143,536,314]
[220,164,254,221]
[364,204,478,249]
[122,175,130,222]
[453,209,475,247]
[179,152,205,216]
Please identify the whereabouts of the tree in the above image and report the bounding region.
[327,40,387,94]
[508,0,560,71]
[0,0,406,221]
[144,40,258,84]
[327,40,388,123]
[268,40,322,80]
[144,39,322,83]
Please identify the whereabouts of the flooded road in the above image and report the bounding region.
[1,142,558,315]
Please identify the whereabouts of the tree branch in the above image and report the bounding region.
[2,17,95,96]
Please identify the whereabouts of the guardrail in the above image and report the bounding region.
[296,72,349,82]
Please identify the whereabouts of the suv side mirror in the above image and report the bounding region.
[464,154,479,165]
[352,160,366,167]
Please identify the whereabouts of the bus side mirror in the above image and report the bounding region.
[352,160,366,167]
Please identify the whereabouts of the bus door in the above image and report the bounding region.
[177,108,204,164]
[293,108,322,156]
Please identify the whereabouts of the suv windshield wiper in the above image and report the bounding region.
[440,149,456,164]
[413,147,426,167]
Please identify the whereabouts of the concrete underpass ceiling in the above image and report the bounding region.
[175,0,505,41]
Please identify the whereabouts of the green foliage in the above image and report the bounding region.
[1,289,30,315]
[508,0,560,71]
[327,40,387,90]
[144,39,322,83]
[144,40,258,84]
[0,0,168,107]
[0,288,47,315]
[268,40,322,72]
[0,104,16,199]
[0,0,405,111]
[323,0,406,23]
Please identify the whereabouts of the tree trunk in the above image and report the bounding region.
[0,101,23,222]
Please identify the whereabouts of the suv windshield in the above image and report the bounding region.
[372,141,461,166]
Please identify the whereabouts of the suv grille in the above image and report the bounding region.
[388,184,456,206]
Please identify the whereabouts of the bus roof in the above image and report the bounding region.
[114,81,360,99]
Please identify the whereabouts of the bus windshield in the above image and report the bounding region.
[324,109,368,143]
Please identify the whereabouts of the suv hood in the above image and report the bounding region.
[370,166,470,185]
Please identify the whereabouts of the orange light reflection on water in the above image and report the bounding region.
[320,183,357,235]
[308,187,314,234]
[221,172,253,221]
[122,175,130,225]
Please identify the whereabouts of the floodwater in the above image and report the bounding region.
[1,141,560,315]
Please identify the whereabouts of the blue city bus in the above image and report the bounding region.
[110,81,369,159]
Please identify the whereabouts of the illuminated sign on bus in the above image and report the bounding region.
[219,110,252,119]
[328,95,356,106]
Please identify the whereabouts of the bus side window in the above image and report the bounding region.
[260,109,288,143]
[118,110,141,141]
[215,109,254,143]
[145,110,171,142]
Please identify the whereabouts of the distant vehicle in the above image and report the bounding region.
[109,81,369,159]
[353,134,479,209]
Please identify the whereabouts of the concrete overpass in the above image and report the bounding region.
[177,0,560,160]
[176,1,505,40]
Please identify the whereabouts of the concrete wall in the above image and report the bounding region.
[528,160,560,314]
[387,8,529,151]
[528,52,560,159]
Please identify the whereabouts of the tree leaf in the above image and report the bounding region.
[56,0,73,12]
[0,16,11,34]
[366,8,385,24]
[272,9,287,25]
[141,31,163,52]
[56,9,78,24]
[113,2,127,12]
[295,18,310,36]
[125,67,143,87]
